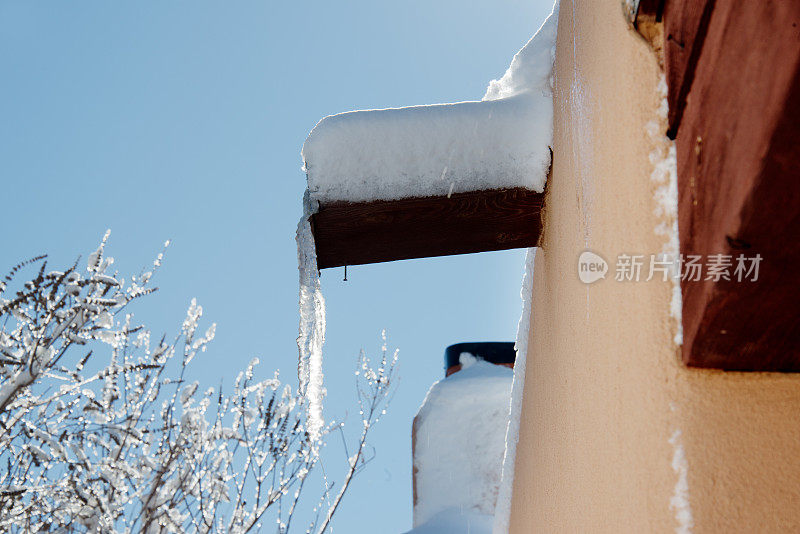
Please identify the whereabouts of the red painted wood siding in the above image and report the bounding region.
[666,0,800,370]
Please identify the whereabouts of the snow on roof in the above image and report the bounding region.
[302,95,550,204]
[300,2,557,205]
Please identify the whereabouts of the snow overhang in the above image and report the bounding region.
[299,5,558,269]
[299,96,550,269]
[302,94,550,205]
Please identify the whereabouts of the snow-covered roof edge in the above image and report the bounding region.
[300,1,558,206]
[302,95,551,204]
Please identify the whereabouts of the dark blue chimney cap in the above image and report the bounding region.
[444,342,516,370]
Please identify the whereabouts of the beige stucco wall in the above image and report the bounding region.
[508,1,800,532]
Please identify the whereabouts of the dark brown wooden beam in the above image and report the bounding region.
[674,0,800,370]
[310,187,544,270]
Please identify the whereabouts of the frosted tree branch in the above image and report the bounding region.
[0,236,397,533]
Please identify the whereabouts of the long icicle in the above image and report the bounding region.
[296,190,326,443]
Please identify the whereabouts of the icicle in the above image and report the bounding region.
[296,190,326,443]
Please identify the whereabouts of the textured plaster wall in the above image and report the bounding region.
[508,0,800,532]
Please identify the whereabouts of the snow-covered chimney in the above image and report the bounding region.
[409,342,515,531]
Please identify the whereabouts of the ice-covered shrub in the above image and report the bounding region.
[0,234,396,533]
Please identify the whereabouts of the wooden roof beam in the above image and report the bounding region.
[310,187,544,270]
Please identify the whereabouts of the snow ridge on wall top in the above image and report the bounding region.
[484,2,560,101]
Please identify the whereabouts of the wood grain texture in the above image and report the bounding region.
[674,0,800,370]
[663,0,715,138]
[310,188,544,269]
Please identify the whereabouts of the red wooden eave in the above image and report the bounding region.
[639,0,800,370]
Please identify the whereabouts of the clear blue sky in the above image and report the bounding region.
[0,1,551,531]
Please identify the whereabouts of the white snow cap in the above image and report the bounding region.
[302,95,550,204]
[413,361,513,527]
[301,1,558,206]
